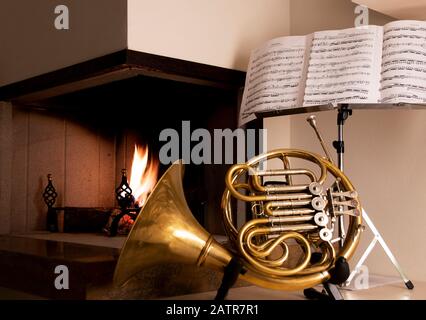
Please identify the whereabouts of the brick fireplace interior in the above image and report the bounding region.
[10,75,240,234]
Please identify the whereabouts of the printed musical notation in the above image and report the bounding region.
[381,20,426,104]
[239,36,307,125]
[303,26,383,106]
[239,21,426,125]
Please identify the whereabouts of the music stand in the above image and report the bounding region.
[255,102,416,295]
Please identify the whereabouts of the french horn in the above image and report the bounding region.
[114,147,362,292]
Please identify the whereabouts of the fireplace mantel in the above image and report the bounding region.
[0,49,246,105]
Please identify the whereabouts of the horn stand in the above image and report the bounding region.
[214,257,245,300]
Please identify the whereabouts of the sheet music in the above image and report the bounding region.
[380,20,426,104]
[239,36,308,125]
[303,26,383,106]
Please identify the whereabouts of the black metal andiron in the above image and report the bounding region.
[43,174,59,232]
[42,171,140,236]
[109,169,141,236]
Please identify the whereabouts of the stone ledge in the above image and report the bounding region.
[0,235,248,300]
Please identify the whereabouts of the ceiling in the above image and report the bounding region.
[352,0,426,20]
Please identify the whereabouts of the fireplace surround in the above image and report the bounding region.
[0,49,253,299]
[0,49,247,235]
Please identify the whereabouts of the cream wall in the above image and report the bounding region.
[0,0,127,86]
[128,0,292,152]
[265,0,426,282]
[352,0,426,20]
[1,0,290,85]
[127,0,292,233]
[127,0,291,71]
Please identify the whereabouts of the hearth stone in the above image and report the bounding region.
[0,234,249,300]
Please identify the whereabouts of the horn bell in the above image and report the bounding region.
[113,160,232,287]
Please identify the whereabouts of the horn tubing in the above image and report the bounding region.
[114,148,362,292]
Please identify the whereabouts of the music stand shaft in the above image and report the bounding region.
[333,105,352,248]
[333,105,413,290]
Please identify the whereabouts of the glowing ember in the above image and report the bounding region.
[129,144,159,207]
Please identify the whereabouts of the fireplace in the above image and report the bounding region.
[0,50,250,299]
[0,50,246,236]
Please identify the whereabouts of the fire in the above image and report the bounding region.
[129,144,159,207]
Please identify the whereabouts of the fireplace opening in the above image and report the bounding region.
[9,73,241,237]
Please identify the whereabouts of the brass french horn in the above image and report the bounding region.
[114,148,362,292]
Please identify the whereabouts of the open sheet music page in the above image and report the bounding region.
[303,26,383,106]
[239,36,308,125]
[380,20,426,104]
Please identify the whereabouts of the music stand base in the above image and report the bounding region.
[304,283,344,300]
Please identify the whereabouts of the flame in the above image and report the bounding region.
[129,144,159,207]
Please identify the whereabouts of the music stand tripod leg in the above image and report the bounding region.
[361,209,414,289]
